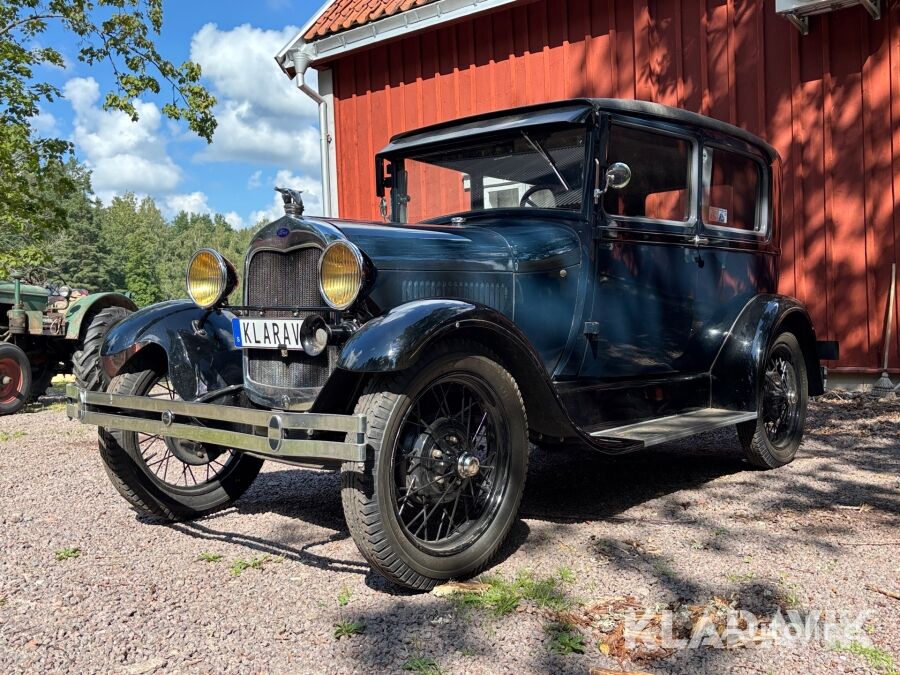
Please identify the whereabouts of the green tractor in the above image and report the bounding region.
[0,272,137,415]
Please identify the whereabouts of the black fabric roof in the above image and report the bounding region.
[379,98,778,162]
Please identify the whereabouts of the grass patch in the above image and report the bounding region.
[54,547,80,561]
[834,641,896,673]
[337,587,352,607]
[449,571,573,616]
[229,554,281,576]
[726,571,756,583]
[557,566,575,583]
[333,620,364,640]
[197,552,223,563]
[776,573,803,609]
[652,559,677,579]
[402,655,441,674]
[546,622,586,655]
[0,431,26,443]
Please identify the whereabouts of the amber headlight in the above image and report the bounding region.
[319,241,365,310]
[186,248,237,309]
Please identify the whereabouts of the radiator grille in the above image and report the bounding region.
[245,246,333,391]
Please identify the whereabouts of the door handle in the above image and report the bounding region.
[693,235,709,247]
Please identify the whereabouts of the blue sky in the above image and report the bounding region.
[34,0,325,228]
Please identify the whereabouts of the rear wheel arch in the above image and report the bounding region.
[773,309,824,396]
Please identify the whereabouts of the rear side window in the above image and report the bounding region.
[702,147,762,233]
[603,124,692,223]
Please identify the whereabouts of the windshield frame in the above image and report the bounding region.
[376,121,596,225]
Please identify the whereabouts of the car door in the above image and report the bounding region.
[576,118,701,380]
[690,141,778,371]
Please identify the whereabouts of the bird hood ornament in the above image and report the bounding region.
[275,187,305,217]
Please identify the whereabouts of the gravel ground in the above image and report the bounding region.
[1,387,897,674]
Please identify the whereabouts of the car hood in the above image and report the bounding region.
[252,215,582,274]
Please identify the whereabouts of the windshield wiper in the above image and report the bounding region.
[522,131,570,191]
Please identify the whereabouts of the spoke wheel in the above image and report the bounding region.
[133,375,237,490]
[761,347,801,448]
[391,375,511,555]
[737,332,808,469]
[341,340,528,590]
[99,365,263,521]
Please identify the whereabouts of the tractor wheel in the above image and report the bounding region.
[0,343,31,416]
[73,306,132,392]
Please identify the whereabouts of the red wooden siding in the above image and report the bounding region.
[328,0,900,374]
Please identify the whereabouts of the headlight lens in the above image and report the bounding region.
[187,249,236,308]
[319,241,364,310]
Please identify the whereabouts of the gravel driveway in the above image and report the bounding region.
[1,387,897,674]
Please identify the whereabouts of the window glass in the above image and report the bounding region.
[603,124,692,222]
[702,147,761,232]
[399,127,587,222]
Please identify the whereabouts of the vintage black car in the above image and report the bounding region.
[67,99,836,590]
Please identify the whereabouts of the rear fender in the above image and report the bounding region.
[710,294,824,412]
[101,300,241,401]
[64,292,139,340]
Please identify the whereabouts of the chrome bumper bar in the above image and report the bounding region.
[65,384,367,463]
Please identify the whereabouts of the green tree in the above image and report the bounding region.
[0,0,217,274]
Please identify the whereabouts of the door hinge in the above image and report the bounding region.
[583,321,601,337]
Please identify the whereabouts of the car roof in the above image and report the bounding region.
[380,98,778,162]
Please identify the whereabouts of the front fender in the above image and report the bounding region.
[338,300,521,372]
[101,300,241,401]
[710,294,823,411]
[64,292,139,340]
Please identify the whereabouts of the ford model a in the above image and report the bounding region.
[67,100,835,589]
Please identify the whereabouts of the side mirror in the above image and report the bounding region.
[605,162,632,190]
[594,161,633,203]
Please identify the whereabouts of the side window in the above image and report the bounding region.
[702,147,762,233]
[603,124,692,223]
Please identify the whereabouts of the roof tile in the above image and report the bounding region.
[304,0,441,40]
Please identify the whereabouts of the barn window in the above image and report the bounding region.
[603,124,693,223]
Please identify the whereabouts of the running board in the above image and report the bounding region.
[590,408,757,449]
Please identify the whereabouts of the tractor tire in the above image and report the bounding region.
[0,343,31,416]
[73,306,132,392]
[28,362,55,402]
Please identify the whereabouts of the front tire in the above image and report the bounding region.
[341,341,528,590]
[99,365,263,521]
[737,332,808,469]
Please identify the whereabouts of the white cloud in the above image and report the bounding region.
[247,169,263,189]
[223,211,245,229]
[249,170,322,226]
[164,191,212,217]
[31,108,58,135]
[64,77,181,201]
[190,23,321,169]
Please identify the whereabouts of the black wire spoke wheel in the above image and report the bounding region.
[133,375,237,489]
[391,375,511,553]
[761,345,801,448]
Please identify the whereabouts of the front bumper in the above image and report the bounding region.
[65,384,366,463]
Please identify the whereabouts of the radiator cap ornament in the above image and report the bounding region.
[275,186,305,217]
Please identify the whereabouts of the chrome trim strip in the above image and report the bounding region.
[66,385,366,463]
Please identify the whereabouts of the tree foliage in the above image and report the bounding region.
[0,0,217,269]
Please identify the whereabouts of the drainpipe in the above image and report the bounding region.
[291,47,332,217]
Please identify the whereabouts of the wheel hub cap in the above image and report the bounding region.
[456,453,480,478]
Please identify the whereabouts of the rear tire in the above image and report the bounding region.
[0,343,31,416]
[99,365,263,521]
[73,306,132,392]
[737,332,808,469]
[341,341,528,590]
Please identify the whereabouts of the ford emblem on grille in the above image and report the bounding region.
[276,227,290,238]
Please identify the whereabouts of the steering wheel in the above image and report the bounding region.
[520,184,564,208]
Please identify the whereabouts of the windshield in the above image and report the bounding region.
[389,126,587,223]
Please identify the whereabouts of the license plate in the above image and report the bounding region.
[232,318,306,350]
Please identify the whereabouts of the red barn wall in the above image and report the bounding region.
[327,0,900,374]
